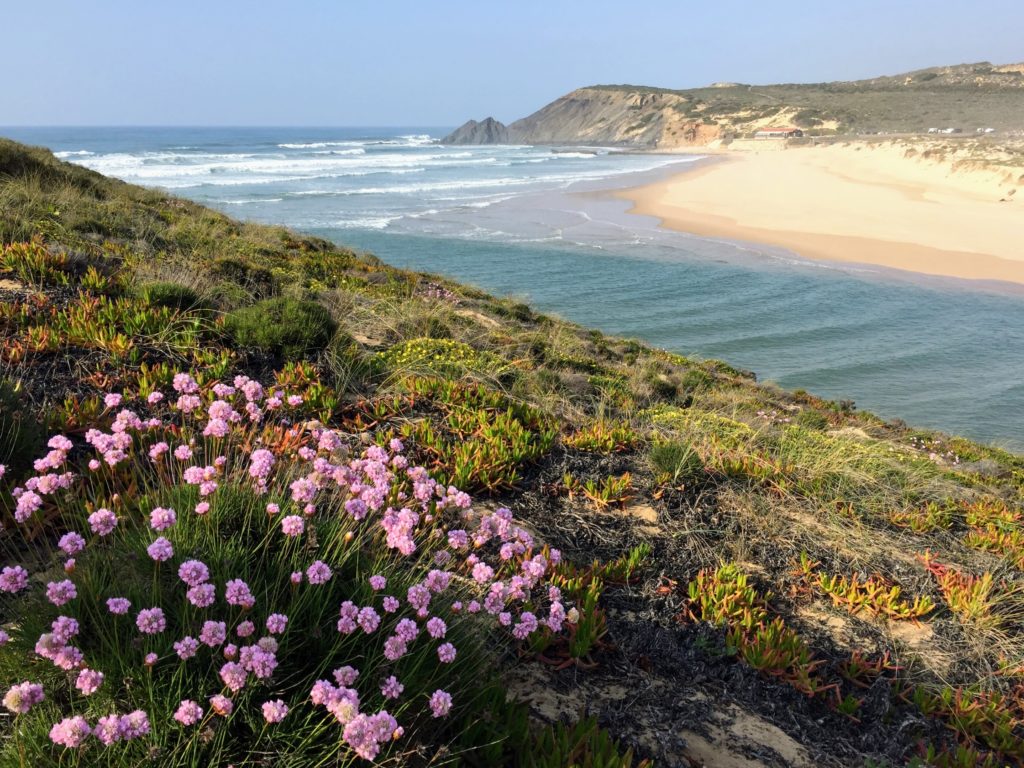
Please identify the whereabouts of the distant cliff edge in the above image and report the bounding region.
[443,61,1024,147]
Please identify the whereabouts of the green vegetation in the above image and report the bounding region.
[225,297,337,359]
[3,138,1024,767]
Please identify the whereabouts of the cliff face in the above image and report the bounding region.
[443,88,721,148]
[443,61,1024,146]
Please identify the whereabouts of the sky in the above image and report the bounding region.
[2,0,1022,127]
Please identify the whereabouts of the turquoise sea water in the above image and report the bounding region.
[4,127,1023,449]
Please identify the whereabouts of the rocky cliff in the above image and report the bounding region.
[442,117,510,145]
[443,61,1024,147]
[443,87,723,149]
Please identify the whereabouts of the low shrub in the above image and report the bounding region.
[138,281,207,313]
[224,297,337,360]
[649,440,704,487]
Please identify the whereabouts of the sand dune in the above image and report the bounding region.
[622,141,1024,285]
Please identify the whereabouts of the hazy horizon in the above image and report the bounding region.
[2,0,1022,127]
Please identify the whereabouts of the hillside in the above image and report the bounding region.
[443,61,1024,148]
[2,138,1024,767]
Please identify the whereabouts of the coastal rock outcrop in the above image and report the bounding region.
[442,117,509,145]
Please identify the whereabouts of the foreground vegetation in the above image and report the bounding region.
[2,138,1024,767]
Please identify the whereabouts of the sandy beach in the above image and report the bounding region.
[622,141,1024,285]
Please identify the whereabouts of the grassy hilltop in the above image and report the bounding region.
[2,138,1024,767]
[444,61,1024,147]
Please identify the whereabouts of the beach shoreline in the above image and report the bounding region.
[617,142,1024,286]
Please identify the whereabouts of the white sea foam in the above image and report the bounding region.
[54,150,94,158]
[277,141,366,149]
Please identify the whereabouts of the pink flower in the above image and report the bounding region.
[210,694,233,716]
[107,597,131,614]
[52,615,79,643]
[104,393,123,409]
[172,373,199,394]
[120,710,150,739]
[266,614,288,634]
[144,653,158,666]
[306,560,332,585]
[93,714,123,745]
[426,617,447,639]
[236,620,255,637]
[382,596,399,613]
[199,621,227,647]
[290,571,303,585]
[187,583,216,608]
[380,675,403,699]
[219,662,247,692]
[3,682,45,714]
[0,566,29,593]
[14,490,43,523]
[280,515,304,537]
[147,536,174,562]
[148,390,165,405]
[225,579,255,608]
[49,715,91,747]
[262,699,289,724]
[195,501,210,515]
[58,532,85,555]
[333,666,359,686]
[369,574,386,590]
[75,668,104,695]
[149,507,176,531]
[173,699,203,726]
[174,636,200,660]
[174,444,193,461]
[46,579,77,606]
[266,503,280,515]
[178,559,210,586]
[429,689,452,718]
[437,642,457,663]
[88,508,117,536]
[136,607,166,635]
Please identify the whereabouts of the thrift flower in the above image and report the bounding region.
[262,699,289,723]
[280,515,304,537]
[178,559,210,586]
[88,508,117,536]
[75,668,104,695]
[46,579,77,606]
[173,700,203,726]
[136,607,166,635]
[147,536,174,562]
[0,566,29,593]
[49,716,91,747]
[3,682,45,714]
[266,614,288,634]
[210,694,233,716]
[58,532,85,555]
[429,690,453,718]
[107,597,131,614]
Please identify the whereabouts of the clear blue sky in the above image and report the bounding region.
[3,0,1021,126]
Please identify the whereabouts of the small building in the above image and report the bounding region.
[754,127,804,140]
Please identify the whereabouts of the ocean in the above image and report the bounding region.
[4,126,1023,449]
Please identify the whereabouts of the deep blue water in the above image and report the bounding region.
[4,126,1022,450]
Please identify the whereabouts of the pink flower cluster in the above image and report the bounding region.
[1,370,573,761]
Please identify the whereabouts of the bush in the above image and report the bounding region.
[0,372,568,766]
[225,298,337,360]
[649,440,705,487]
[138,281,207,312]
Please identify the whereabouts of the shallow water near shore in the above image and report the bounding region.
[6,126,1023,449]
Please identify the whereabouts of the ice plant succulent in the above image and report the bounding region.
[0,372,569,765]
